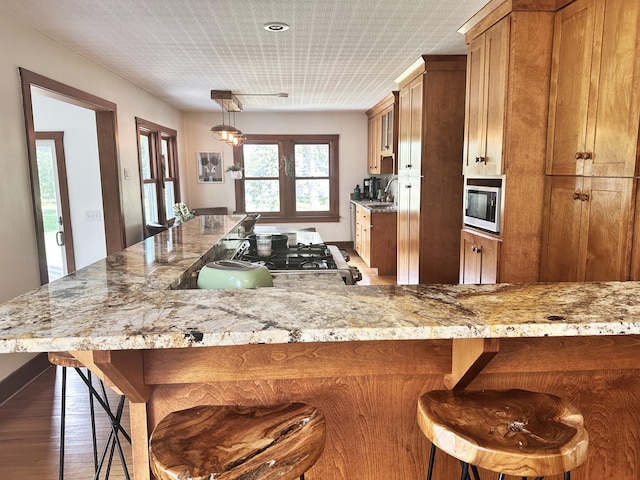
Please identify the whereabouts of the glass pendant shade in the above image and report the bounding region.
[211,124,239,142]
[210,101,246,145]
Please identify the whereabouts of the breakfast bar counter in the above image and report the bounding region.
[1,216,640,478]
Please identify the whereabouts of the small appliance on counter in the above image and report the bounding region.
[363,177,381,200]
[197,260,274,289]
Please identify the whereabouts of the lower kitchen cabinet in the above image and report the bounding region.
[540,176,635,282]
[459,229,501,284]
[354,204,397,275]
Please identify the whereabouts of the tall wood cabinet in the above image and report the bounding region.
[541,176,634,281]
[458,3,555,284]
[541,0,640,282]
[463,17,509,177]
[546,0,640,178]
[395,56,466,285]
[366,92,398,175]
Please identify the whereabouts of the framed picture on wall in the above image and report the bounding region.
[197,151,224,183]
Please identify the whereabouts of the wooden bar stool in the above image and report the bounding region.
[48,352,131,480]
[149,403,326,480]
[417,389,589,479]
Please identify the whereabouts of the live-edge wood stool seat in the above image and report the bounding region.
[48,352,131,480]
[417,389,589,479]
[149,403,326,480]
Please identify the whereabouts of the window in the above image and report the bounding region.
[233,134,339,222]
[136,118,180,230]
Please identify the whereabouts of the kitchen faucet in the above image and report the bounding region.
[384,177,398,203]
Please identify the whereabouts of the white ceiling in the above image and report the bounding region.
[2,0,488,112]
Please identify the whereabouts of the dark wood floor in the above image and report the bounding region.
[0,250,394,479]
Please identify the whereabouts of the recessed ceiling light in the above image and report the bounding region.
[263,22,290,32]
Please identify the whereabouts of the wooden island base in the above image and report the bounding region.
[76,335,640,479]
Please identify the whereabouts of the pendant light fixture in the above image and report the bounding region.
[210,108,240,143]
[210,90,245,146]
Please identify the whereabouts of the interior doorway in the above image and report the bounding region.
[34,132,75,281]
[19,68,125,285]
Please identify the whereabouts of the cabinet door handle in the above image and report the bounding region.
[475,156,486,164]
[406,164,413,168]
[471,245,482,253]
[575,152,583,159]
[583,152,592,159]
[580,193,589,201]
[572,192,581,200]
[405,184,412,189]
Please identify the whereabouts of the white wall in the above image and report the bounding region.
[32,92,107,269]
[183,111,369,242]
[0,14,184,380]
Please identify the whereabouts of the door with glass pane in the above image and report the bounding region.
[35,132,75,282]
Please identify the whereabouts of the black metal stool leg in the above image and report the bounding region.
[427,442,436,480]
[300,475,305,480]
[460,462,470,480]
[497,474,505,480]
[564,473,571,480]
[93,384,130,480]
[471,465,481,480]
[88,371,99,474]
[58,366,67,480]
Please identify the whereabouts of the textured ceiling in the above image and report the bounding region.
[2,0,489,112]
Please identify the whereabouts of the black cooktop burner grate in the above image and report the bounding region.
[236,242,338,271]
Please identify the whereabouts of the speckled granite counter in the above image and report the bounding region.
[1,214,640,354]
[4,215,640,480]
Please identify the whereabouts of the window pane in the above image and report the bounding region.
[161,138,169,178]
[295,144,329,177]
[296,179,330,211]
[143,183,158,224]
[245,180,280,212]
[243,144,279,177]
[164,180,175,220]
[140,134,152,180]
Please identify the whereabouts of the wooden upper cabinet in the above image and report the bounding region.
[398,74,424,175]
[547,0,640,177]
[540,175,635,282]
[463,17,509,177]
[366,92,398,175]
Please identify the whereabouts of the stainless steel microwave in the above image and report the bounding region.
[464,185,501,233]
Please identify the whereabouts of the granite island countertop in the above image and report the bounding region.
[1,214,640,354]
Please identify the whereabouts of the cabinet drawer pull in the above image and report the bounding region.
[580,193,589,201]
[572,192,581,200]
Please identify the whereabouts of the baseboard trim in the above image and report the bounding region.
[327,241,353,250]
[0,353,51,406]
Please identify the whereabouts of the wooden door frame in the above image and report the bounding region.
[19,68,125,285]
